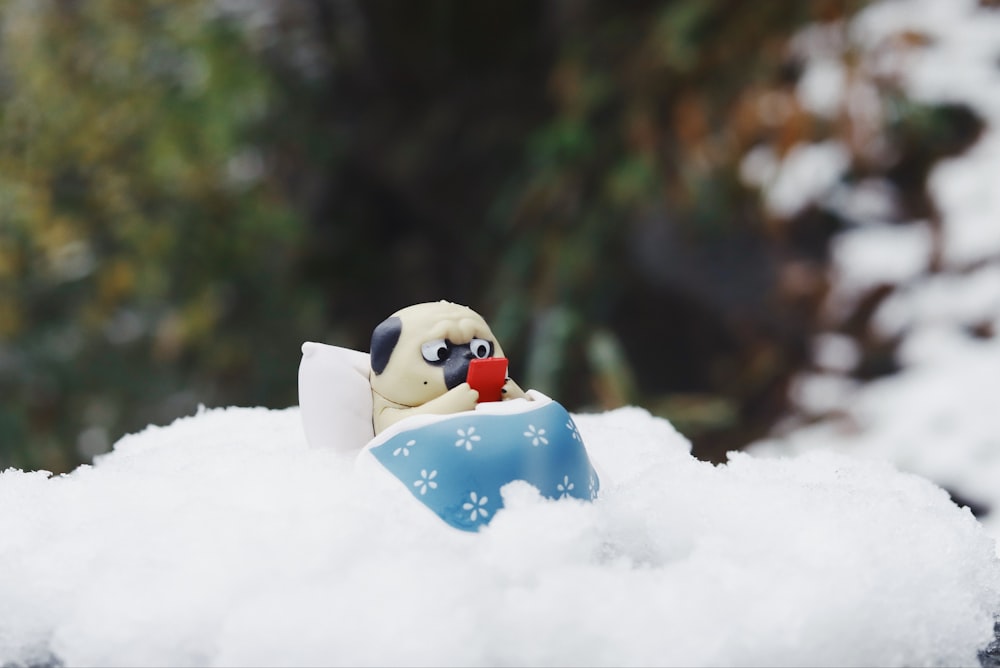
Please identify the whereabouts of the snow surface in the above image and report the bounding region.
[1,405,999,667]
[756,334,1000,545]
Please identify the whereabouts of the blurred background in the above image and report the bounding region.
[1,0,995,477]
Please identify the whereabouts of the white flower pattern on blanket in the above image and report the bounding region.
[370,400,599,531]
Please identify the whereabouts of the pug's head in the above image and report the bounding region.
[369,301,506,408]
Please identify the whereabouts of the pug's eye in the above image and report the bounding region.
[469,338,493,359]
[421,339,451,364]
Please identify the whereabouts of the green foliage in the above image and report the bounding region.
[0,0,319,471]
[9,0,945,471]
[476,1,848,451]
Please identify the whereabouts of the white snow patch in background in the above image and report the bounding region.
[831,221,933,292]
[812,332,861,373]
[932,131,1000,267]
[788,372,860,416]
[796,58,847,118]
[825,221,933,319]
[1,405,998,667]
[826,178,899,224]
[738,144,779,189]
[755,141,851,218]
[851,0,1000,268]
[854,0,1000,117]
[874,264,1000,339]
[757,0,1000,567]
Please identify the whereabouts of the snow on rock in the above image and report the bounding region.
[754,332,1000,549]
[1,405,998,667]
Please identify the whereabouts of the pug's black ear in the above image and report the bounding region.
[370,316,402,375]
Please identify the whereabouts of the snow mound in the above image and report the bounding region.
[1,405,998,667]
[755,332,1000,547]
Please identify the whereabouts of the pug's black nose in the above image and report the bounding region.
[443,342,475,389]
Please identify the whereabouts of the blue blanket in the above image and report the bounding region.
[366,394,600,531]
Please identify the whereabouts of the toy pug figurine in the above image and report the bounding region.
[369,301,529,434]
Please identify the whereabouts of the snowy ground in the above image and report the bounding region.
[1,404,998,667]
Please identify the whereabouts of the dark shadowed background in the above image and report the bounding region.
[1,0,982,472]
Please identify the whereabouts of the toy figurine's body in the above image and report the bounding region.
[299,300,599,531]
[369,301,528,435]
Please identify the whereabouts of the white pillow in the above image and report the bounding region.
[298,342,374,452]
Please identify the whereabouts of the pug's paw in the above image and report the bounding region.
[422,382,479,414]
[501,378,528,400]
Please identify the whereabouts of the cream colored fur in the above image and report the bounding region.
[370,301,527,434]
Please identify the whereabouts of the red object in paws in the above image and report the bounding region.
[466,357,507,402]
